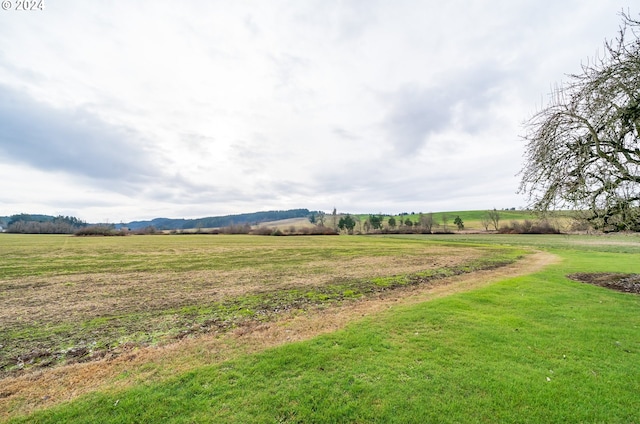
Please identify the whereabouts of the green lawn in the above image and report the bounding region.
[4,233,640,423]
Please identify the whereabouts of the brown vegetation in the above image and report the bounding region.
[74,226,127,236]
[497,220,560,234]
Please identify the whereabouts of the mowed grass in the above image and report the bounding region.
[4,233,640,423]
[0,234,520,376]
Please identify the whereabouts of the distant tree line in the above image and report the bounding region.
[131,223,338,236]
[330,210,560,235]
[126,209,316,230]
[330,212,451,235]
[193,209,312,229]
[6,214,87,234]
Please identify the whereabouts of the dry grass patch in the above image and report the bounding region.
[0,251,553,420]
[0,247,478,329]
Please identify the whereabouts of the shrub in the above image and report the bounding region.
[569,219,592,232]
[251,225,338,236]
[74,226,127,236]
[251,227,274,235]
[219,224,252,234]
[498,220,560,234]
[131,226,157,235]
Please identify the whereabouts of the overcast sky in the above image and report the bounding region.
[0,1,629,222]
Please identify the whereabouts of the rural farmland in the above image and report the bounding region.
[1,231,639,423]
[2,2,640,422]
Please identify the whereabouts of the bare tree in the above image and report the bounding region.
[316,211,326,227]
[487,209,500,231]
[480,213,491,231]
[519,12,640,231]
[363,220,371,233]
[441,213,449,232]
[419,213,434,233]
[332,207,338,230]
[354,215,362,233]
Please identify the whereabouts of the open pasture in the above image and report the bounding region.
[0,234,518,376]
[2,233,639,423]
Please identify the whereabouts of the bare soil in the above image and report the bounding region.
[567,273,640,294]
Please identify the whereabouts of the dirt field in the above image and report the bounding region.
[568,273,640,294]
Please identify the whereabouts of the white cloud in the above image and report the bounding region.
[0,0,630,221]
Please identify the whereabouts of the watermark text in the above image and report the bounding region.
[2,0,45,11]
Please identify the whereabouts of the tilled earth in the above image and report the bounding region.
[567,273,640,294]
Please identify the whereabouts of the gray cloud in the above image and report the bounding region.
[0,52,44,85]
[180,132,215,157]
[244,14,260,37]
[0,85,161,184]
[332,127,360,141]
[383,67,510,155]
[383,84,451,155]
[292,0,380,43]
[269,53,311,91]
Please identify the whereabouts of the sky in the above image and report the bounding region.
[0,1,630,223]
